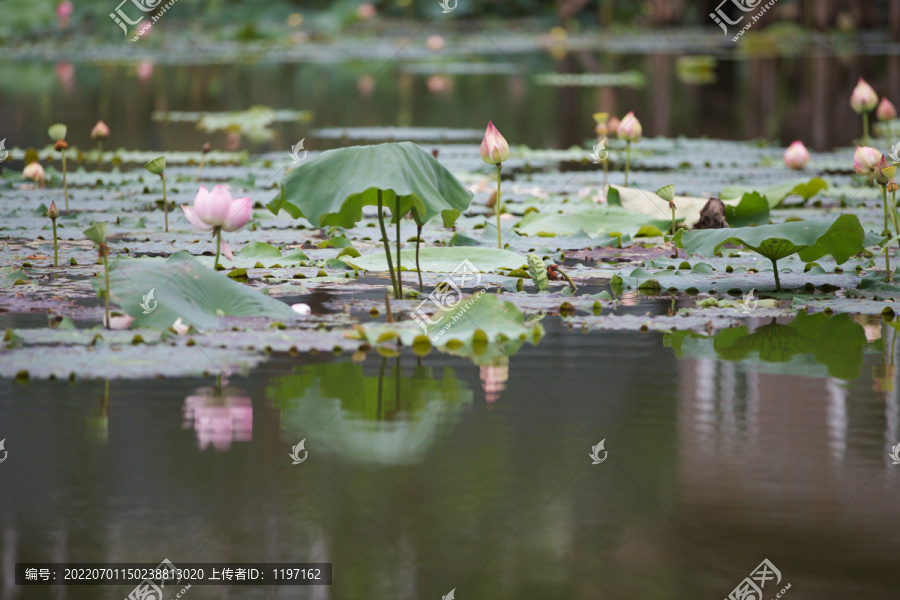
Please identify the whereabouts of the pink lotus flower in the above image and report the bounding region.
[617,112,642,142]
[56,1,73,28]
[181,185,252,232]
[480,121,509,165]
[606,116,620,137]
[851,77,878,114]
[357,2,376,19]
[783,141,809,170]
[853,146,883,175]
[91,120,109,140]
[22,162,45,186]
[877,97,897,121]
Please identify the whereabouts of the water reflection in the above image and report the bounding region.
[182,382,253,451]
[267,358,473,465]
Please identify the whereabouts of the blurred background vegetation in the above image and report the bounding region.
[3,0,900,42]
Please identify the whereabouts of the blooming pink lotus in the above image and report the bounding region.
[853,146,883,176]
[783,141,810,170]
[181,185,252,267]
[480,121,509,165]
[877,98,897,122]
[851,77,878,114]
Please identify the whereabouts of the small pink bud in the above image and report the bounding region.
[480,121,509,165]
[91,120,109,140]
[851,77,879,114]
[617,112,643,142]
[877,97,897,122]
[783,141,810,170]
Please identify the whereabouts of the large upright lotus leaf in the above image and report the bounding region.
[516,205,669,238]
[347,247,526,272]
[267,141,473,228]
[679,215,876,264]
[94,252,296,330]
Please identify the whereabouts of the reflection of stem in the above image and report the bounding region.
[215,373,222,393]
[102,250,111,329]
[395,354,401,412]
[214,227,222,269]
[495,164,503,249]
[771,258,781,292]
[416,224,424,293]
[377,356,386,420]
[624,141,631,187]
[396,200,402,298]
[62,148,69,213]
[161,173,168,232]
[377,190,399,298]
[101,379,110,413]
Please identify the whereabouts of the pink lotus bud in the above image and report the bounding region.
[91,120,109,140]
[480,121,509,165]
[874,155,892,185]
[877,97,897,122]
[617,111,643,142]
[853,146,883,175]
[783,141,809,170]
[56,1,73,27]
[357,2,376,19]
[851,77,878,114]
[606,116,620,137]
[23,162,45,186]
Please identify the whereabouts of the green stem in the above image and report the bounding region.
[603,153,608,186]
[62,148,69,213]
[556,266,577,291]
[882,185,899,235]
[396,200,402,299]
[102,251,111,330]
[670,204,676,236]
[771,258,781,292]
[416,224,423,293]
[892,189,899,236]
[196,156,206,182]
[886,242,893,283]
[52,219,58,267]
[377,190,399,298]
[97,140,103,165]
[496,164,503,249]
[881,185,893,237]
[863,111,870,145]
[214,227,221,269]
[625,141,631,188]
[161,174,168,232]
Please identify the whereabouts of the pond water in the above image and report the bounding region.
[2,31,900,600]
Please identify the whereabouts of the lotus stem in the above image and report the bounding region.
[416,224,424,293]
[196,156,206,182]
[624,141,631,188]
[396,200,402,298]
[102,250,111,330]
[377,190,399,298]
[557,266,577,291]
[863,112,870,145]
[603,154,608,186]
[496,164,503,249]
[62,148,69,213]
[670,204,676,236]
[385,292,394,323]
[886,243,892,283]
[161,173,168,232]
[771,259,781,292]
[214,227,221,269]
[881,185,899,236]
[52,219,58,268]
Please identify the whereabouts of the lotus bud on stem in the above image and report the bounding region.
[48,201,59,267]
[480,121,509,249]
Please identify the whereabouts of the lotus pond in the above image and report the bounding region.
[2,24,900,600]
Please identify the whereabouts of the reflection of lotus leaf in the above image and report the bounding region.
[665,312,868,380]
[267,361,472,465]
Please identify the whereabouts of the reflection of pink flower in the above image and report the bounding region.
[57,1,73,28]
[55,62,75,92]
[136,61,154,82]
[183,387,253,451]
[480,358,509,403]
